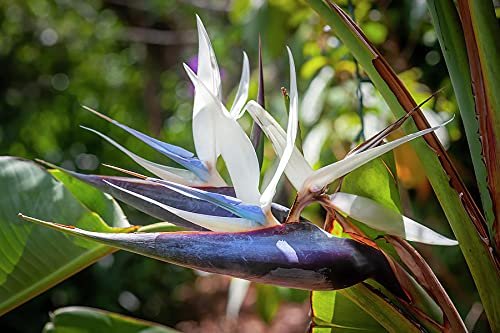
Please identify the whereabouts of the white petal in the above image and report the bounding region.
[195,15,221,99]
[300,66,334,126]
[81,126,204,186]
[184,65,261,205]
[226,278,251,318]
[245,101,314,190]
[330,192,458,246]
[104,180,262,232]
[229,52,250,119]
[303,118,453,192]
[192,15,221,169]
[260,48,299,210]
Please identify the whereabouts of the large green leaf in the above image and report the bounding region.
[43,306,179,333]
[426,0,494,234]
[0,157,129,315]
[311,290,384,332]
[48,169,130,229]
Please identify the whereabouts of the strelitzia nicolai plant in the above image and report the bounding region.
[19,14,461,330]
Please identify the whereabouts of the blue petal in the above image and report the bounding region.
[149,178,267,225]
[83,106,210,181]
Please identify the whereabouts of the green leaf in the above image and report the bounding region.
[426,0,494,234]
[311,156,414,332]
[0,157,127,315]
[255,284,280,323]
[43,306,179,333]
[311,290,384,332]
[49,169,129,228]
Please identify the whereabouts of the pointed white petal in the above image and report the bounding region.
[304,118,453,192]
[245,101,314,190]
[226,278,251,318]
[330,192,458,246]
[191,15,222,169]
[195,15,221,99]
[104,180,263,232]
[229,52,250,119]
[260,48,299,210]
[81,126,203,186]
[184,65,261,205]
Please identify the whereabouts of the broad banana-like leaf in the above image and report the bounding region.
[43,306,179,333]
[0,157,129,315]
[20,216,407,299]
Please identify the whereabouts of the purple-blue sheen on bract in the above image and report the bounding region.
[149,178,266,224]
[101,117,210,182]
[55,221,406,298]
[54,168,293,230]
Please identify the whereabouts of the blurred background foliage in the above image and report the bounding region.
[0,0,495,332]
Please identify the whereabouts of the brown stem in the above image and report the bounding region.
[386,236,467,332]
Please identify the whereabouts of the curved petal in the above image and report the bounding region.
[148,178,266,224]
[260,48,299,210]
[229,52,250,119]
[245,101,314,190]
[330,192,458,246]
[303,118,453,193]
[83,106,210,182]
[184,64,261,205]
[103,180,262,232]
[226,278,251,318]
[192,16,222,170]
[195,14,222,99]
[81,126,204,186]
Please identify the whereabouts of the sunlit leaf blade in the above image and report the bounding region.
[304,119,452,192]
[330,192,458,246]
[43,306,179,333]
[184,64,261,205]
[426,0,494,235]
[229,52,250,118]
[245,101,314,190]
[82,106,210,182]
[20,216,406,297]
[455,0,500,251]
[0,157,127,315]
[148,178,266,224]
[81,126,204,186]
[260,47,299,210]
[310,290,385,333]
[103,180,261,232]
[49,169,129,228]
